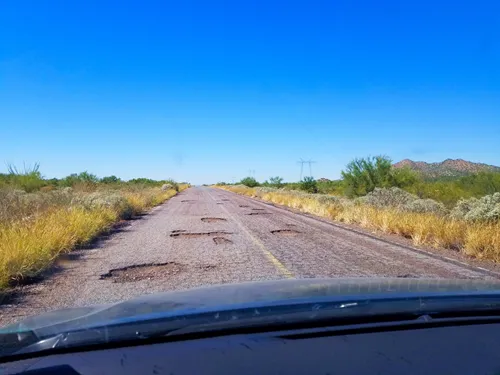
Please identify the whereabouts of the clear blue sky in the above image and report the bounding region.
[1,1,499,184]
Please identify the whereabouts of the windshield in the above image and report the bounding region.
[1,0,499,359]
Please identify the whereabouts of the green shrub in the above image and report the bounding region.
[342,156,420,197]
[268,176,284,188]
[100,175,122,184]
[240,177,260,188]
[299,177,318,193]
[0,163,45,192]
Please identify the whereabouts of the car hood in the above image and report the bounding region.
[3,278,500,336]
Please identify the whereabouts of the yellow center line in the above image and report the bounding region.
[206,188,294,278]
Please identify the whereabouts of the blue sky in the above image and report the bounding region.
[1,0,499,184]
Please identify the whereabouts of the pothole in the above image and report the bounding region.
[170,231,233,238]
[271,229,300,236]
[246,212,271,215]
[222,199,230,202]
[171,229,187,233]
[181,200,196,203]
[251,208,265,211]
[216,202,224,204]
[213,237,233,245]
[199,264,217,270]
[100,262,183,283]
[239,205,249,208]
[201,217,227,223]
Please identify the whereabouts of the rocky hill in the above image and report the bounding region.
[393,158,500,179]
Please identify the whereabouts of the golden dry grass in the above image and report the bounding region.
[219,186,500,263]
[0,187,184,290]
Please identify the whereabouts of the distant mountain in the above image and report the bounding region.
[393,159,500,178]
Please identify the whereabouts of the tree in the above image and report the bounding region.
[61,171,99,187]
[299,176,318,193]
[240,177,259,188]
[341,156,419,197]
[268,176,284,188]
[100,175,121,184]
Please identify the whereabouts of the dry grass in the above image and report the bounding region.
[0,186,186,290]
[219,186,500,263]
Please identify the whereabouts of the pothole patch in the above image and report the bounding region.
[246,212,272,215]
[171,229,187,233]
[170,231,233,238]
[213,237,233,245]
[271,229,300,236]
[181,200,196,203]
[100,262,183,283]
[239,205,249,208]
[251,208,265,211]
[216,202,224,205]
[201,217,227,223]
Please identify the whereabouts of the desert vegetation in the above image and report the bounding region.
[0,165,187,290]
[217,156,500,263]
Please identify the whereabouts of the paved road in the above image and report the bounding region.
[1,186,499,325]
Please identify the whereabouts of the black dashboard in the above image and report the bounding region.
[3,322,500,374]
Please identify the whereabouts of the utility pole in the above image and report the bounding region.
[298,159,317,180]
[297,159,305,180]
[306,159,316,178]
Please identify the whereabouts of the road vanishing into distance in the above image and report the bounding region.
[2,186,500,325]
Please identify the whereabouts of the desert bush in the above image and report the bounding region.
[342,156,420,197]
[358,187,417,209]
[0,164,45,192]
[240,177,260,188]
[72,192,134,219]
[450,193,500,223]
[100,175,122,184]
[299,177,318,193]
[405,199,448,215]
[268,176,284,188]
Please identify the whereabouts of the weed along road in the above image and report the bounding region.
[2,186,500,325]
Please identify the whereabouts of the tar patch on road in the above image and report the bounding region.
[170,231,233,238]
[239,205,249,208]
[251,208,265,211]
[271,229,300,236]
[171,229,187,233]
[100,262,184,283]
[213,237,233,245]
[181,200,196,203]
[201,217,227,223]
[246,212,272,215]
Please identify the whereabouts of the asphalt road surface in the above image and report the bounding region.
[1,186,499,325]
